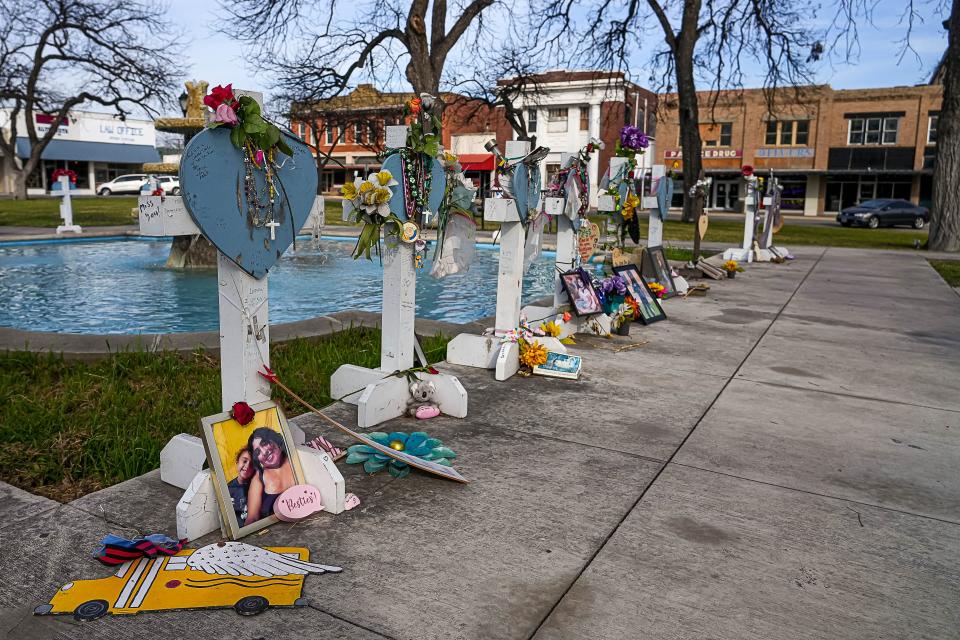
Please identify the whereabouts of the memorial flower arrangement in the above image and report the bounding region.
[345,431,456,478]
[619,192,641,221]
[610,303,634,334]
[647,281,666,298]
[519,339,548,369]
[723,259,744,278]
[602,125,650,246]
[598,274,628,314]
[541,320,562,338]
[204,84,293,160]
[50,168,78,185]
[341,170,404,259]
[688,176,712,198]
[615,125,650,159]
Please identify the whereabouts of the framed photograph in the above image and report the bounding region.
[201,400,305,540]
[560,269,603,316]
[641,246,678,298]
[614,264,667,324]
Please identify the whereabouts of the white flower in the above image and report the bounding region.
[419,93,437,109]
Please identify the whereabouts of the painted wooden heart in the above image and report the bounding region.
[274,484,325,522]
[180,127,317,279]
[380,153,446,221]
[578,222,600,263]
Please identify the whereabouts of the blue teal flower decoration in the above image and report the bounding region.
[345,431,457,478]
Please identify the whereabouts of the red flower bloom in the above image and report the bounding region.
[427,366,439,375]
[203,84,236,110]
[408,97,422,115]
[741,164,754,177]
[231,401,255,425]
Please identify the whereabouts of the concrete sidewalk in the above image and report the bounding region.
[2,248,959,639]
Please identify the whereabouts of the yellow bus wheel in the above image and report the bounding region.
[234,596,269,616]
[74,600,109,621]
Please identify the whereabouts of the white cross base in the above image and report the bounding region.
[329,239,468,427]
[140,194,346,541]
[55,176,82,234]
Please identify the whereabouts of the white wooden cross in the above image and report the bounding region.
[447,140,564,380]
[723,173,775,262]
[55,175,81,234]
[329,125,468,427]
[139,193,345,540]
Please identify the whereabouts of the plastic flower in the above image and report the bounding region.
[648,282,666,298]
[589,137,605,150]
[519,340,548,368]
[345,431,456,478]
[600,275,628,296]
[626,295,641,318]
[723,259,743,273]
[374,187,392,204]
[203,84,236,110]
[408,97,422,115]
[419,93,436,110]
[375,170,397,187]
[542,320,562,338]
[230,401,255,425]
[214,103,239,126]
[341,181,357,200]
[358,180,375,194]
[621,193,641,221]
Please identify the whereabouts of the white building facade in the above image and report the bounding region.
[0,110,159,196]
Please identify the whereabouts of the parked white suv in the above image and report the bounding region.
[97,174,148,195]
[154,176,181,195]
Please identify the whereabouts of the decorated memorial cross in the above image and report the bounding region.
[138,87,346,540]
[332,102,467,428]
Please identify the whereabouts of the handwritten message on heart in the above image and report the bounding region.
[578,222,600,263]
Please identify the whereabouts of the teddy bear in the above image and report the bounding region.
[407,379,440,420]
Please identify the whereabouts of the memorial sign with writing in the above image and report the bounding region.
[180,127,317,279]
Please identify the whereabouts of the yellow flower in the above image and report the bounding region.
[519,340,548,368]
[374,187,392,204]
[648,282,665,294]
[443,151,457,164]
[723,259,740,272]
[541,320,562,338]
[621,193,641,221]
[375,170,393,186]
[341,181,357,200]
[358,180,375,194]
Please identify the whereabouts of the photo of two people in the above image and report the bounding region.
[202,402,304,539]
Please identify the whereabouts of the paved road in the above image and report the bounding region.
[2,248,958,639]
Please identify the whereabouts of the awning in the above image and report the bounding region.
[15,138,160,163]
[458,153,494,172]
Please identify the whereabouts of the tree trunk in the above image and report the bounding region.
[12,172,28,200]
[674,44,705,258]
[929,3,960,252]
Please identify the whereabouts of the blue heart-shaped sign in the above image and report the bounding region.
[511,162,542,224]
[380,153,446,220]
[180,127,317,279]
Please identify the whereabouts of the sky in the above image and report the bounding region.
[168,0,947,111]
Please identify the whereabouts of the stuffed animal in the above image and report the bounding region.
[408,379,440,420]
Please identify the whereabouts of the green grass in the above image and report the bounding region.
[929,260,960,287]
[586,215,928,251]
[0,327,449,502]
[0,196,139,227]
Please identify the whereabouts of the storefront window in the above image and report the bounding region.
[825,175,913,211]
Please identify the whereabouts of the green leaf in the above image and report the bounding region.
[207,121,223,129]
[276,137,294,157]
[230,125,247,149]
[264,125,280,149]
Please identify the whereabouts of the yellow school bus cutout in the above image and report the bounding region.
[34,543,341,620]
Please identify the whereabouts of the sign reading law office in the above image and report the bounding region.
[664,148,743,159]
[14,111,156,147]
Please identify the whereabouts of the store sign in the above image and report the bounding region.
[755,148,814,158]
[664,149,743,159]
[13,110,156,146]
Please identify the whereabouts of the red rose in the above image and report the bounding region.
[203,84,236,110]
[231,401,255,425]
[427,366,439,375]
[741,164,754,177]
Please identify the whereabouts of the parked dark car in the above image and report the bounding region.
[837,199,929,229]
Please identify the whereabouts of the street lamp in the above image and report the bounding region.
[178,91,189,116]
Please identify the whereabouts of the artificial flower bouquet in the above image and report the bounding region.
[722,259,744,278]
[204,83,292,161]
[610,303,634,335]
[341,170,402,259]
[647,281,666,298]
[598,274,628,314]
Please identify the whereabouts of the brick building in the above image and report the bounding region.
[656,83,941,215]
[291,85,501,194]
[495,70,657,206]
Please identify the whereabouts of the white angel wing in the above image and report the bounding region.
[186,542,342,577]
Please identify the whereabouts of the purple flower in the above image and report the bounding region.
[601,275,627,296]
[620,125,650,151]
[637,132,650,149]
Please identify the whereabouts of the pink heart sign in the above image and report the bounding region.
[274,484,325,522]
